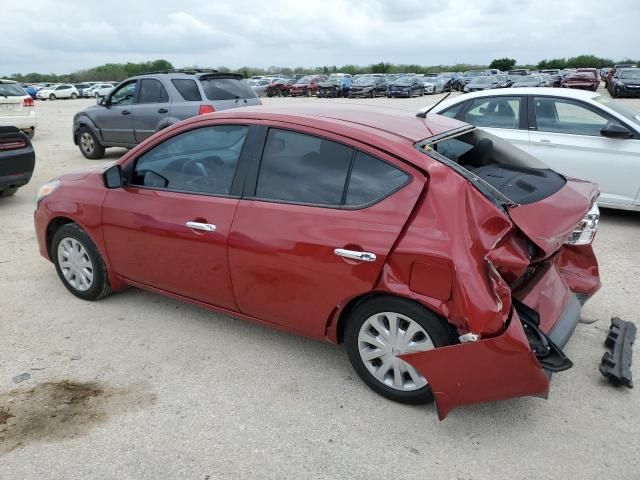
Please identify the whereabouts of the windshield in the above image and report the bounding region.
[296,76,313,84]
[621,70,640,79]
[422,77,436,84]
[473,77,493,84]
[594,96,640,127]
[394,78,412,85]
[0,83,26,96]
[515,76,536,83]
[464,71,484,77]
[354,76,375,85]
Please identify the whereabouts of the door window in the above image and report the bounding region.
[110,82,137,105]
[131,125,248,195]
[255,129,353,206]
[440,101,467,119]
[172,79,202,101]
[463,97,521,129]
[534,97,621,136]
[138,79,169,104]
[345,151,409,206]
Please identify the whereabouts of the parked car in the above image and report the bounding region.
[421,76,446,94]
[436,72,455,91]
[87,83,115,98]
[508,69,530,76]
[540,69,564,87]
[0,79,38,138]
[349,76,388,98]
[248,79,270,97]
[422,87,640,210]
[457,70,491,91]
[495,74,513,88]
[289,75,326,97]
[22,85,38,99]
[36,84,80,100]
[561,71,599,91]
[386,77,424,97]
[316,75,352,98]
[73,83,93,97]
[576,68,600,82]
[0,127,35,196]
[608,68,640,98]
[265,78,296,97]
[35,103,602,419]
[464,75,499,92]
[512,75,545,88]
[73,72,260,159]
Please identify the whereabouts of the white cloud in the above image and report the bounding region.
[1,0,638,75]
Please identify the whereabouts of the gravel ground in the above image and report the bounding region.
[0,90,638,480]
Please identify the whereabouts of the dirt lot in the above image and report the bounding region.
[1,91,639,479]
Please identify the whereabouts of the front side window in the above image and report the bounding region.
[138,79,169,104]
[131,125,248,195]
[256,129,353,206]
[534,97,621,136]
[463,97,521,129]
[110,82,137,105]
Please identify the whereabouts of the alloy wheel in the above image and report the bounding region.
[57,237,94,292]
[357,312,434,391]
[80,132,95,154]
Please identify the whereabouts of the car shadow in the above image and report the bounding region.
[599,207,640,227]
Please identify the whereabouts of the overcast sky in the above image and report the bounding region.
[2,0,638,75]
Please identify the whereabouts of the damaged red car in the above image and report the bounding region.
[34,104,602,419]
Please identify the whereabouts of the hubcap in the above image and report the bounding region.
[80,132,94,153]
[358,312,434,391]
[57,237,94,291]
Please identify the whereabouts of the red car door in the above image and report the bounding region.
[102,124,251,310]
[228,127,423,339]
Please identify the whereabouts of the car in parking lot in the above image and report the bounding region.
[349,76,388,97]
[422,87,640,211]
[86,83,115,98]
[608,68,640,98]
[0,79,38,138]
[73,83,93,97]
[289,75,327,97]
[464,75,498,92]
[512,75,545,88]
[561,71,599,91]
[35,103,602,419]
[0,126,35,196]
[421,76,446,94]
[265,78,296,97]
[72,71,260,159]
[247,79,270,97]
[386,77,424,97]
[36,84,80,100]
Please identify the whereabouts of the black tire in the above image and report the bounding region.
[77,126,105,160]
[49,94,56,100]
[71,93,78,99]
[344,295,455,405]
[306,88,312,97]
[0,187,18,197]
[52,223,111,301]
[27,128,35,139]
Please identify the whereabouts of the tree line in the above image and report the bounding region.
[7,54,638,84]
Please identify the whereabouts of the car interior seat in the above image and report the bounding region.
[459,138,494,168]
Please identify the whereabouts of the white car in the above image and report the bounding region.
[0,79,38,138]
[421,88,640,211]
[86,83,115,98]
[36,84,80,101]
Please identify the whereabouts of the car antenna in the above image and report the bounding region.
[416,92,451,118]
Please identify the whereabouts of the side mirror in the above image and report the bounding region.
[103,164,123,188]
[601,123,633,139]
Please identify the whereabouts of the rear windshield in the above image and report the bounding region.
[0,83,26,96]
[418,129,566,206]
[199,77,257,101]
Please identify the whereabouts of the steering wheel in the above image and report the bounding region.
[181,158,217,191]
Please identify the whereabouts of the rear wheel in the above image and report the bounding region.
[71,93,78,99]
[52,223,111,301]
[77,126,105,160]
[344,296,455,404]
[26,128,35,139]
[49,94,56,100]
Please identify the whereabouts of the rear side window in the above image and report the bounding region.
[463,97,521,129]
[440,102,466,119]
[138,79,169,104]
[256,129,353,206]
[171,79,202,101]
[0,83,26,96]
[345,152,409,206]
[200,77,257,101]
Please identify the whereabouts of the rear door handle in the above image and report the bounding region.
[185,221,216,232]
[538,139,552,143]
[158,108,168,114]
[121,110,130,115]
[334,248,376,262]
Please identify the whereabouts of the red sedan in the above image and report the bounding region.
[34,104,602,418]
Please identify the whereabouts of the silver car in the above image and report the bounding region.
[72,71,261,159]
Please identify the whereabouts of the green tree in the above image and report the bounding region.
[489,58,517,71]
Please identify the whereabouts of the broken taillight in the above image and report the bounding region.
[566,203,599,245]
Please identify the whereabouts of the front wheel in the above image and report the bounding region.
[77,126,105,159]
[344,296,455,404]
[52,223,112,301]
[71,93,78,99]
[49,94,56,100]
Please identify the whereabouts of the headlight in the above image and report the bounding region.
[36,180,60,205]
[566,203,599,245]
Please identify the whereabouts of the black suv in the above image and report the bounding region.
[73,70,261,159]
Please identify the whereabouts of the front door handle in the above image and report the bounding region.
[334,248,376,262]
[158,108,168,114]
[185,221,216,232]
[121,110,130,115]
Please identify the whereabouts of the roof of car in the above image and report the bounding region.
[206,103,467,142]
[0,79,18,84]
